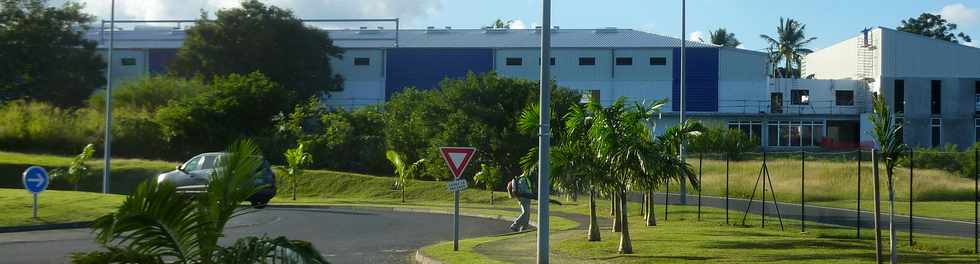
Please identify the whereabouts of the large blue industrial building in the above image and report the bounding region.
[91,23,980,150]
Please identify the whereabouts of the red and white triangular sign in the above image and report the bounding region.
[439,147,476,180]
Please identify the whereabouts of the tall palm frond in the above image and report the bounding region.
[761,17,817,78]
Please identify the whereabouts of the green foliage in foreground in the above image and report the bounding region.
[72,139,328,264]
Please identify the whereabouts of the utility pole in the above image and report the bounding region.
[537,0,552,263]
[103,0,115,194]
[679,0,688,204]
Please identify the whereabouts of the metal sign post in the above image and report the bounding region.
[440,147,476,252]
[22,166,49,219]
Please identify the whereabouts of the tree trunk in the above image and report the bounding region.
[613,191,622,232]
[292,174,297,201]
[618,190,633,254]
[872,151,883,263]
[401,183,406,203]
[490,190,494,207]
[610,193,617,216]
[646,191,656,226]
[640,192,646,218]
[785,53,794,78]
[588,189,601,241]
[888,167,897,264]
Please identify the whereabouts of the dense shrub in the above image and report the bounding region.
[688,126,759,160]
[87,75,207,113]
[274,98,389,174]
[0,100,101,154]
[156,72,292,155]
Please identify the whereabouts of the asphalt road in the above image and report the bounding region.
[0,207,511,264]
[643,192,975,238]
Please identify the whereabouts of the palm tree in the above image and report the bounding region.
[474,163,501,206]
[285,143,314,201]
[707,28,741,47]
[386,150,426,203]
[71,139,328,264]
[518,101,608,242]
[869,95,906,264]
[761,18,817,79]
[490,19,513,29]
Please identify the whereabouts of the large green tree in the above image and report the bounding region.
[761,18,816,79]
[898,13,972,44]
[171,0,343,103]
[0,0,104,107]
[706,28,741,48]
[385,73,579,181]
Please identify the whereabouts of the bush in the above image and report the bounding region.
[688,126,759,160]
[274,98,389,174]
[87,75,207,113]
[897,144,961,173]
[0,100,101,154]
[156,72,292,155]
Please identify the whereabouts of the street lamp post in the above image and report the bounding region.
[103,0,115,194]
[679,0,688,204]
[537,1,552,263]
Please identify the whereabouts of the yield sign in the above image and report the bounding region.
[439,147,476,180]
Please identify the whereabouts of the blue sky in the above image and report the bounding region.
[64,0,980,51]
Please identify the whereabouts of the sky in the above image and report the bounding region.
[53,0,980,51]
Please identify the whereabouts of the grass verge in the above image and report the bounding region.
[0,188,124,227]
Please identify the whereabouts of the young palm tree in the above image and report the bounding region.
[474,163,501,206]
[707,28,741,48]
[761,18,817,79]
[285,143,314,201]
[71,139,328,264]
[386,150,425,203]
[869,95,906,264]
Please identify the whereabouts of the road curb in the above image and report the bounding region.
[0,221,91,234]
[267,203,534,264]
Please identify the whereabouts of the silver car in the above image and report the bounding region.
[156,152,277,208]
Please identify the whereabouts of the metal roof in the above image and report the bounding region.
[85,28,719,49]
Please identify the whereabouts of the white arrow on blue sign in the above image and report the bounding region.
[22,166,49,194]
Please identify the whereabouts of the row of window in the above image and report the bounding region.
[504,56,667,66]
[727,120,827,147]
[768,90,855,113]
[893,79,956,115]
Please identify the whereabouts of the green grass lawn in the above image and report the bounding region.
[0,151,177,194]
[419,198,979,263]
[0,188,124,227]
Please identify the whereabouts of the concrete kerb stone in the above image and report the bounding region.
[0,221,92,234]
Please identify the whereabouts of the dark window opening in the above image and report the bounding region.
[931,118,942,147]
[835,90,854,106]
[791,89,809,105]
[894,80,904,113]
[931,80,942,115]
[578,57,596,66]
[121,58,136,66]
[975,81,980,114]
[650,57,667,65]
[537,57,556,65]
[771,92,783,113]
[353,57,370,66]
[895,118,904,145]
[615,57,633,65]
[506,57,523,66]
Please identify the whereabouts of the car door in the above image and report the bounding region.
[188,154,218,186]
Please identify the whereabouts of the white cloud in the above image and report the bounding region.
[510,19,527,29]
[50,0,443,25]
[689,31,704,42]
[939,3,979,28]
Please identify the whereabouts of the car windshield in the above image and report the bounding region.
[182,156,202,171]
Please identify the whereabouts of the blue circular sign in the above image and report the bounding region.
[22,166,49,194]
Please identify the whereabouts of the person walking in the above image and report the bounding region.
[507,172,533,232]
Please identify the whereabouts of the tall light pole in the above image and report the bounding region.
[678,0,688,204]
[537,0,552,263]
[103,0,115,194]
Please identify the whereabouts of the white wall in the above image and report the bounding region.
[768,78,868,115]
[880,28,980,78]
[98,49,148,88]
[718,48,769,114]
[326,49,386,108]
[804,34,861,80]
